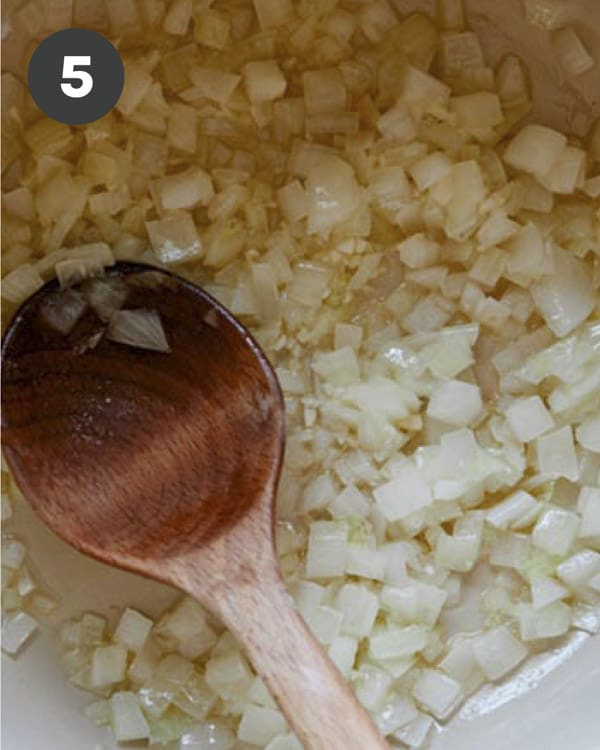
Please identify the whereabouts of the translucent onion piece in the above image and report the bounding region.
[552,27,595,76]
[305,156,361,236]
[40,289,88,335]
[83,278,128,322]
[524,0,573,30]
[1,265,44,304]
[107,309,170,353]
[1,611,38,655]
[531,249,595,337]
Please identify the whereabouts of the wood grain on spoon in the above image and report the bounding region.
[1,263,389,750]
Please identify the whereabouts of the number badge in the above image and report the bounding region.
[28,29,124,125]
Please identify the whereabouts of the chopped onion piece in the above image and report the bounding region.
[397,234,440,269]
[412,668,463,720]
[162,0,192,35]
[155,597,216,660]
[253,0,295,29]
[110,692,150,742]
[409,151,453,191]
[531,249,594,338]
[435,530,480,573]
[305,521,348,579]
[335,584,379,638]
[532,506,580,556]
[116,63,152,117]
[472,626,528,680]
[524,0,572,30]
[496,55,530,108]
[83,278,128,322]
[153,167,214,211]
[517,601,571,640]
[503,124,567,181]
[486,490,539,530]
[1,611,38,655]
[188,68,240,104]
[145,213,202,265]
[557,550,600,593]
[375,694,419,736]
[277,180,307,223]
[475,211,518,249]
[313,347,360,386]
[181,721,236,749]
[40,289,87,335]
[536,426,580,481]
[194,9,230,50]
[91,644,128,687]
[382,582,447,627]
[305,156,361,236]
[450,92,503,132]
[377,102,418,142]
[302,69,347,115]
[393,711,434,748]
[334,323,363,351]
[114,608,153,653]
[505,396,555,443]
[537,145,586,195]
[107,309,170,353]
[1,265,44,304]
[243,61,287,102]
[237,705,287,746]
[552,27,595,76]
[578,487,600,539]
[374,466,432,522]
[427,380,483,426]
[370,624,429,661]
[55,260,99,290]
[304,605,343,645]
[530,576,569,610]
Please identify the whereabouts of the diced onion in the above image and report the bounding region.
[531,249,595,338]
[1,611,38,655]
[83,278,128,322]
[40,289,88,335]
[472,626,528,680]
[552,27,595,76]
[1,265,44,304]
[532,505,580,555]
[576,414,600,453]
[145,213,202,265]
[237,705,287,746]
[505,396,555,443]
[110,692,150,742]
[305,155,361,236]
[427,380,483,426]
[153,167,214,211]
[243,61,287,103]
[412,669,463,720]
[107,309,170,353]
[503,124,567,181]
[524,0,572,30]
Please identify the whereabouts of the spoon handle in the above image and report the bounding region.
[210,568,389,750]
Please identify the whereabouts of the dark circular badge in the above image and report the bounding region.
[27,29,124,126]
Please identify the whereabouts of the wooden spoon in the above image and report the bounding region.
[1,262,388,750]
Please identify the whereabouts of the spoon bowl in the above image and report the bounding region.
[2,263,284,570]
[1,262,389,750]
